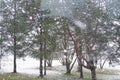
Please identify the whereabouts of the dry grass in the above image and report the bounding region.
[0,73,46,80]
[0,70,120,80]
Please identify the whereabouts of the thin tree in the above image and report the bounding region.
[0,0,29,73]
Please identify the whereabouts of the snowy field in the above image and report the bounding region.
[0,55,62,76]
[1,55,120,80]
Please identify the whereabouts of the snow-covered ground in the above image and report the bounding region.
[97,60,120,71]
[1,55,120,79]
[0,55,62,76]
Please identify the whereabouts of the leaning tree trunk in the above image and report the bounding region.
[66,57,77,74]
[67,26,84,78]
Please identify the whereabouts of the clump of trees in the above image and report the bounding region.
[0,0,120,80]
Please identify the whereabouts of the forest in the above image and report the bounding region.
[0,0,120,80]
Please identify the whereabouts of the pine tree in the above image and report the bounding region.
[0,0,29,73]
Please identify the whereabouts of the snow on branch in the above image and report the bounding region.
[113,21,120,26]
[73,19,86,30]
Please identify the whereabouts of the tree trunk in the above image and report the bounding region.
[66,69,71,74]
[66,57,71,74]
[47,62,52,67]
[77,60,83,78]
[0,42,2,69]
[100,57,108,69]
[13,52,17,73]
[47,59,52,67]
[62,59,66,66]
[39,58,43,78]
[0,58,1,69]
[91,68,96,80]
[80,63,83,78]
[44,59,46,75]
[13,34,17,73]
